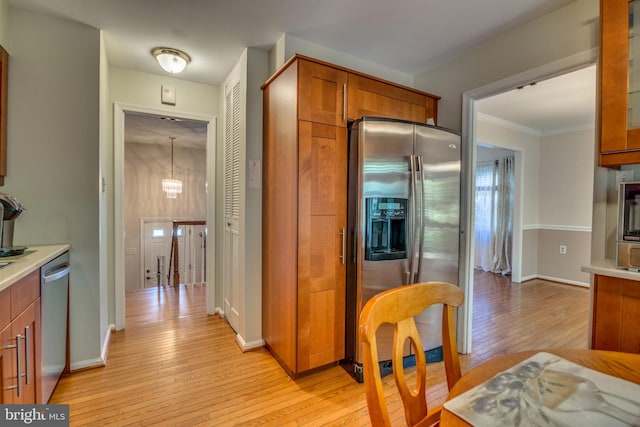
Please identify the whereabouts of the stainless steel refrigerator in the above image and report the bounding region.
[343,117,461,382]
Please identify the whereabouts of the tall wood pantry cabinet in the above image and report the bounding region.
[599,0,640,166]
[262,54,440,377]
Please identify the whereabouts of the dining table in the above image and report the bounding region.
[440,348,640,426]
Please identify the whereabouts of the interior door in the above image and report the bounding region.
[223,80,241,332]
[143,221,173,288]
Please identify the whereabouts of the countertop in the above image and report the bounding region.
[581,258,640,282]
[0,244,70,293]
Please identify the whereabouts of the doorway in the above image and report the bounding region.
[141,219,173,288]
[114,104,216,330]
[458,50,598,354]
[123,111,208,319]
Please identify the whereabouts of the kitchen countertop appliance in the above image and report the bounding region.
[0,192,26,256]
[343,117,461,382]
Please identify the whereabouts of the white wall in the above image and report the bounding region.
[477,125,595,230]
[8,7,102,366]
[0,0,8,47]
[109,67,220,116]
[220,48,268,348]
[539,129,595,228]
[476,118,540,226]
[108,66,219,323]
[477,118,594,285]
[415,0,599,130]
[272,33,414,87]
[245,48,268,345]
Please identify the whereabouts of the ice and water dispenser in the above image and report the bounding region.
[364,197,407,261]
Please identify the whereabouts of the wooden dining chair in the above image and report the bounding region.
[359,281,464,427]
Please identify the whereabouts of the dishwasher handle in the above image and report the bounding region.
[42,263,70,284]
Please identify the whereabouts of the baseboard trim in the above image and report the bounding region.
[102,324,114,364]
[70,323,113,372]
[522,224,592,232]
[235,334,265,352]
[522,274,590,288]
[70,357,106,372]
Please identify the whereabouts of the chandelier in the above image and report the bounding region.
[162,136,182,199]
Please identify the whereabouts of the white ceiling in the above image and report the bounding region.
[10,0,587,145]
[124,112,207,150]
[11,0,574,86]
[477,65,596,135]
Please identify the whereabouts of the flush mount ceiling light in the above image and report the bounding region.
[151,47,191,74]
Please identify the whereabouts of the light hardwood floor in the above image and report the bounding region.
[50,273,589,426]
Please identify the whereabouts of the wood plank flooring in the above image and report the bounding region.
[50,273,589,426]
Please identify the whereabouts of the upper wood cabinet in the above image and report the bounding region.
[264,54,440,127]
[599,0,640,166]
[347,73,437,123]
[298,60,348,127]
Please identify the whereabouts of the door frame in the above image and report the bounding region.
[458,48,598,354]
[114,102,216,330]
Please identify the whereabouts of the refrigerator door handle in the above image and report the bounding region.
[408,154,418,284]
[416,155,426,282]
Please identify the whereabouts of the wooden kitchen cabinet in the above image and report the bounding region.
[0,270,41,404]
[262,54,439,377]
[296,121,347,372]
[266,55,440,125]
[263,60,347,377]
[1,302,40,404]
[347,73,437,123]
[591,274,640,353]
[10,299,40,404]
[298,59,348,127]
[1,322,11,403]
[599,0,640,166]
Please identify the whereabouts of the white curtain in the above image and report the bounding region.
[474,155,514,274]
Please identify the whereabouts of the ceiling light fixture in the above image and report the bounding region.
[151,47,191,74]
[162,137,183,199]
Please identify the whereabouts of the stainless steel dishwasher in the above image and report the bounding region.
[40,251,70,403]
